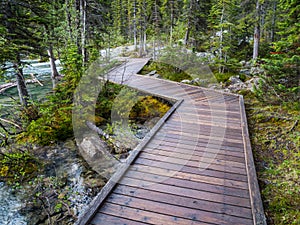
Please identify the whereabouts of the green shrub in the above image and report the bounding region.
[0,150,40,185]
[140,61,192,82]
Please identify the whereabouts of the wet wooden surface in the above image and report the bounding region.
[76,58,266,225]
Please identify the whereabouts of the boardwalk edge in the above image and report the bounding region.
[240,95,267,225]
[75,99,184,225]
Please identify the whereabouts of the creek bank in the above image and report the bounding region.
[0,140,106,225]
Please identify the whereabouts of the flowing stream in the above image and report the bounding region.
[0,58,165,224]
[0,183,26,225]
[0,61,101,225]
[0,60,58,224]
[0,60,61,106]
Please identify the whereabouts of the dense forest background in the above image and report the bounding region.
[1,0,299,90]
[0,0,299,224]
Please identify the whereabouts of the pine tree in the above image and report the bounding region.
[209,0,240,72]
[265,0,299,102]
[0,0,46,106]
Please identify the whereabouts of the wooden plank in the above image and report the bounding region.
[147,139,245,158]
[169,112,241,125]
[97,202,211,225]
[179,104,241,116]
[143,145,245,163]
[139,82,180,91]
[130,163,248,190]
[161,124,243,140]
[125,169,249,198]
[138,152,247,175]
[134,158,248,183]
[157,130,244,146]
[161,122,242,135]
[135,81,173,90]
[105,193,253,225]
[169,117,242,129]
[150,134,245,152]
[239,96,267,225]
[119,176,251,207]
[176,107,241,119]
[90,213,144,225]
[156,88,192,98]
[157,77,239,99]
[181,92,221,102]
[78,59,265,225]
[162,122,242,136]
[113,184,253,219]
[193,103,240,111]
[166,115,242,127]
[75,99,183,225]
[162,115,242,128]
[142,147,245,166]
[171,110,242,123]
[161,129,244,145]
[160,130,244,146]
[164,118,242,133]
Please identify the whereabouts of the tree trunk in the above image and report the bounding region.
[253,26,260,59]
[75,0,81,55]
[253,0,261,60]
[219,3,225,73]
[143,32,147,53]
[47,45,59,89]
[4,2,29,106]
[270,0,277,42]
[14,61,29,106]
[65,0,74,40]
[184,0,193,46]
[139,29,144,57]
[143,0,147,52]
[80,0,87,65]
[133,0,137,51]
[184,20,190,46]
[170,0,174,45]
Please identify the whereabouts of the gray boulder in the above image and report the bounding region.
[250,66,264,75]
[181,79,192,84]
[229,75,243,84]
[145,70,157,76]
[79,135,120,178]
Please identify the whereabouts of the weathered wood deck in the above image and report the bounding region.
[76,58,266,225]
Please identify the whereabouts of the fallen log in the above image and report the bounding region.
[86,121,139,153]
[0,75,43,94]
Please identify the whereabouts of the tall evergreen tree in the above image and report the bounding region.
[209,0,240,72]
[0,0,46,106]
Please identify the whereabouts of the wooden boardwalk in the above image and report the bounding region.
[76,58,266,225]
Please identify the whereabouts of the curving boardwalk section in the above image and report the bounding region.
[76,58,266,225]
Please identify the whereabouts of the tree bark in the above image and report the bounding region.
[65,0,74,40]
[14,60,29,106]
[218,2,225,73]
[75,0,81,55]
[143,32,147,53]
[47,44,59,89]
[253,0,261,60]
[80,0,87,65]
[133,0,137,51]
[170,0,174,45]
[270,0,277,42]
[184,20,190,46]
[184,0,193,46]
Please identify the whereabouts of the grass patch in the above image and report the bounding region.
[140,60,192,82]
[244,91,300,225]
